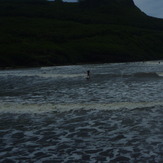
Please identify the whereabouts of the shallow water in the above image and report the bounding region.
[0,61,163,162]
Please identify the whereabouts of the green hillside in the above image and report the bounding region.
[0,0,163,68]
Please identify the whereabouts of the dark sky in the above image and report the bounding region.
[64,0,163,19]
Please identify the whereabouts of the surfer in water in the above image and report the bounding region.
[86,70,90,80]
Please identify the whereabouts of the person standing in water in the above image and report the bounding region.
[86,70,90,79]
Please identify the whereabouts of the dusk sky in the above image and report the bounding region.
[64,0,163,19]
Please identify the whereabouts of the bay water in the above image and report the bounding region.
[0,61,163,162]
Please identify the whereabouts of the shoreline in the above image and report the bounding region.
[0,59,161,71]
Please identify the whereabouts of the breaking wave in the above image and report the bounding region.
[1,101,163,114]
[132,72,160,78]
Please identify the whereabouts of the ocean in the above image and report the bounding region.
[0,61,163,162]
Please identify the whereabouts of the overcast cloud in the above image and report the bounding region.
[64,0,163,19]
[133,0,163,18]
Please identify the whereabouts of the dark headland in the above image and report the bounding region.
[0,0,163,68]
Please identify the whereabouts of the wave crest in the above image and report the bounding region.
[133,72,160,78]
[1,102,163,114]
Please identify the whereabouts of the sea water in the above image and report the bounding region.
[0,61,163,162]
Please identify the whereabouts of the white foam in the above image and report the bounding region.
[0,101,163,114]
[0,72,85,78]
[157,72,163,77]
[145,60,163,65]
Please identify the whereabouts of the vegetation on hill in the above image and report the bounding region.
[0,0,163,68]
